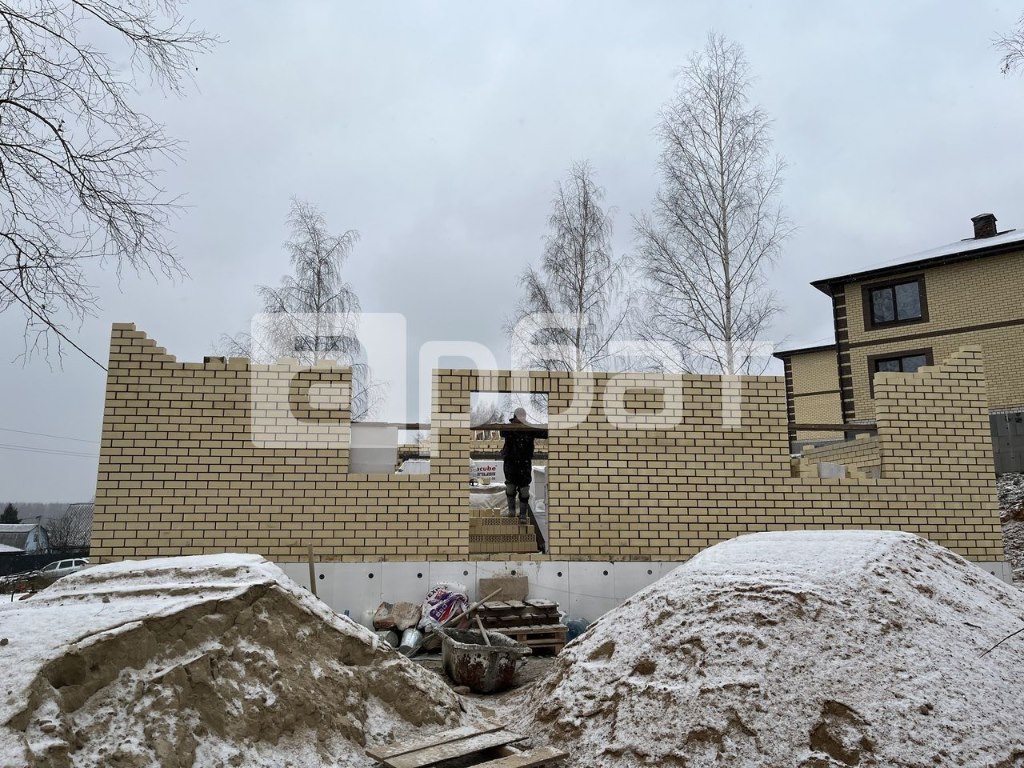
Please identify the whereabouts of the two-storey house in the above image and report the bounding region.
[778,213,1024,470]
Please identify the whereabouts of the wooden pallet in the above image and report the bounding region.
[366,723,566,767]
[478,600,565,653]
[479,599,560,628]
[492,624,568,653]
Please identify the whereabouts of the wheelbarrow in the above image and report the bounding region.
[439,627,531,694]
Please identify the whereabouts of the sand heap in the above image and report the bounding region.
[0,555,466,768]
[999,472,1024,584]
[517,531,1024,767]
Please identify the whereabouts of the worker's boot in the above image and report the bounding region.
[505,485,518,518]
[518,488,531,524]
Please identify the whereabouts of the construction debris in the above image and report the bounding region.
[366,722,566,767]
[478,599,567,654]
[0,555,469,768]
[516,531,1024,767]
[374,601,423,632]
[440,628,530,694]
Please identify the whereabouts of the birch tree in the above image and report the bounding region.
[998,14,1024,74]
[0,1,215,365]
[508,161,629,373]
[634,33,790,375]
[219,198,382,420]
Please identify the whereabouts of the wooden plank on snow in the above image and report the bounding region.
[473,746,568,767]
[384,730,526,768]
[365,723,503,762]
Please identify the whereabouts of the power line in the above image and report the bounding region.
[0,442,98,458]
[0,426,100,444]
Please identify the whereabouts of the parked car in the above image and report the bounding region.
[38,557,92,582]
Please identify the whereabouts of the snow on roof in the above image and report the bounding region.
[0,543,24,554]
[896,226,1024,264]
[0,524,43,549]
[813,227,1024,292]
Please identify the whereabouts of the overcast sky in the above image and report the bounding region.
[2,1,1022,503]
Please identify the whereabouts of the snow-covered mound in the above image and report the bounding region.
[517,531,1024,767]
[0,555,466,767]
[999,473,1024,584]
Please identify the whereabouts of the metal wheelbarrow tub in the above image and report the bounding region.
[439,628,531,694]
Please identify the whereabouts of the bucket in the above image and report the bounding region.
[398,627,423,655]
[439,628,530,694]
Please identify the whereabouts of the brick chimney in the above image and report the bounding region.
[971,213,997,239]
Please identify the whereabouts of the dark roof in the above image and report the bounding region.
[811,228,1024,296]
[772,343,837,360]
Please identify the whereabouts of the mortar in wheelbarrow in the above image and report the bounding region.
[439,628,531,694]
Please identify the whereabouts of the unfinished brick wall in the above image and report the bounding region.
[91,327,1003,563]
[93,324,467,561]
[798,436,881,477]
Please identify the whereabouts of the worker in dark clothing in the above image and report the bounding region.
[500,407,548,522]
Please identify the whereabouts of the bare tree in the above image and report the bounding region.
[507,161,630,373]
[46,503,92,550]
[0,1,215,365]
[634,33,790,375]
[219,198,383,420]
[470,399,504,428]
[997,14,1024,75]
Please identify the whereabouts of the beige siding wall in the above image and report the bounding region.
[844,251,1024,419]
[92,326,1003,564]
[787,348,843,440]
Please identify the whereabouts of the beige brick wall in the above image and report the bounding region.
[799,435,881,477]
[92,327,1003,563]
[844,251,1024,419]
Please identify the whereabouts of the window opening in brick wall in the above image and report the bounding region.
[470,392,548,554]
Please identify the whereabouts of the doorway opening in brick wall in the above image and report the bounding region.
[469,392,548,555]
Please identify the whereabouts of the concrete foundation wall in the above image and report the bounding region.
[278,557,1015,630]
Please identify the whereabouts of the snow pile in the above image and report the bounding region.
[517,531,1024,767]
[998,472,1024,516]
[999,473,1024,584]
[0,555,466,768]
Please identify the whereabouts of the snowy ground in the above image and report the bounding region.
[0,555,473,768]
[999,473,1024,585]
[510,530,1024,767]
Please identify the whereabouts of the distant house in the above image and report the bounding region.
[0,524,50,554]
[778,213,1024,470]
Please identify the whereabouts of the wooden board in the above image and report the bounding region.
[379,730,527,768]
[497,625,567,636]
[366,724,503,762]
[524,599,556,608]
[473,745,567,767]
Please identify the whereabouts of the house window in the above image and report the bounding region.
[862,276,927,329]
[868,348,933,396]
